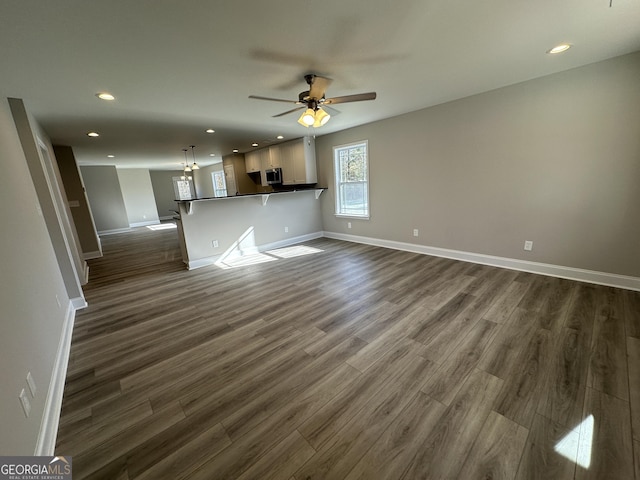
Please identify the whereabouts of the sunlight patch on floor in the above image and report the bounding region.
[146,223,177,231]
[554,414,594,469]
[266,245,324,258]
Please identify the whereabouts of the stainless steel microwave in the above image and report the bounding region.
[265,168,282,185]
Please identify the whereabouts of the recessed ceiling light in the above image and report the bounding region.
[209,153,216,157]
[252,143,259,147]
[547,44,572,54]
[107,154,115,158]
[87,131,99,137]
[232,149,239,153]
[277,135,284,140]
[206,129,215,133]
[96,92,115,101]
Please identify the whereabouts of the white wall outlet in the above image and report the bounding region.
[212,240,219,248]
[26,372,37,397]
[347,222,352,229]
[284,226,289,233]
[524,240,533,251]
[413,229,419,237]
[19,389,31,418]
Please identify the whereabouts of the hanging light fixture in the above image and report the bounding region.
[313,107,331,127]
[190,145,200,170]
[182,149,191,177]
[298,108,316,127]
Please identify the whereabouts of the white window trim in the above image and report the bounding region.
[333,140,370,219]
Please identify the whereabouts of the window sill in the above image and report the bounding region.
[334,214,370,220]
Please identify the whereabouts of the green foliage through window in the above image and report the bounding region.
[334,141,369,217]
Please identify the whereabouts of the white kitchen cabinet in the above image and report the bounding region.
[280,136,317,185]
[245,150,261,173]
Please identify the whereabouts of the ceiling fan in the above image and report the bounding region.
[249,74,376,128]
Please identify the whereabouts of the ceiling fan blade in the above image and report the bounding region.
[324,92,377,105]
[321,105,341,116]
[273,106,305,118]
[249,95,298,104]
[308,75,332,100]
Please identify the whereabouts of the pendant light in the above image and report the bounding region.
[190,145,200,170]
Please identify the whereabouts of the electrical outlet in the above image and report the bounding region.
[212,240,219,248]
[284,226,289,233]
[19,389,31,418]
[26,372,37,397]
[524,240,533,251]
[347,222,352,229]
[413,229,419,237]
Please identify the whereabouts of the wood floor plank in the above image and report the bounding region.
[515,413,577,480]
[537,326,591,429]
[587,308,629,401]
[293,355,434,480]
[343,391,447,480]
[133,422,231,480]
[478,307,539,380]
[55,227,637,479]
[623,289,640,339]
[420,319,499,405]
[399,368,504,480]
[627,336,640,443]
[298,342,432,451]
[494,328,553,428]
[235,430,316,480]
[456,410,529,480]
[575,388,634,480]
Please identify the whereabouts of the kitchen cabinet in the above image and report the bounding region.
[245,150,261,173]
[280,136,317,185]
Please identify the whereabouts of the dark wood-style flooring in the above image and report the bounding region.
[57,225,640,479]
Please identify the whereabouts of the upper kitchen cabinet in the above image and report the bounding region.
[245,150,261,173]
[280,136,317,185]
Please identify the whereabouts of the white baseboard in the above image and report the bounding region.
[187,231,324,270]
[83,250,102,260]
[323,231,640,292]
[34,299,78,456]
[129,220,161,228]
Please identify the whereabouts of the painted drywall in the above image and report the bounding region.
[0,97,72,454]
[53,145,101,257]
[116,168,160,227]
[80,166,129,233]
[223,153,259,195]
[9,98,86,296]
[150,169,182,219]
[317,51,640,278]
[179,191,323,264]
[193,162,224,199]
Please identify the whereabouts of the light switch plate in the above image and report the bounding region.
[19,389,31,418]
[26,372,37,397]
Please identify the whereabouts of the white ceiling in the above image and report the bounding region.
[1,0,639,170]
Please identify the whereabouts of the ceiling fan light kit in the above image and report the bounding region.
[250,74,376,128]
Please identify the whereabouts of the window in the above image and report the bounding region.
[334,140,369,218]
[212,171,228,197]
[173,176,195,200]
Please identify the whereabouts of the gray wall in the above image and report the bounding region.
[0,98,72,454]
[116,168,160,226]
[80,166,129,233]
[53,145,101,257]
[150,170,182,219]
[317,51,640,278]
[194,162,224,199]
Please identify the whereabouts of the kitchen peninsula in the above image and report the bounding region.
[175,189,325,269]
